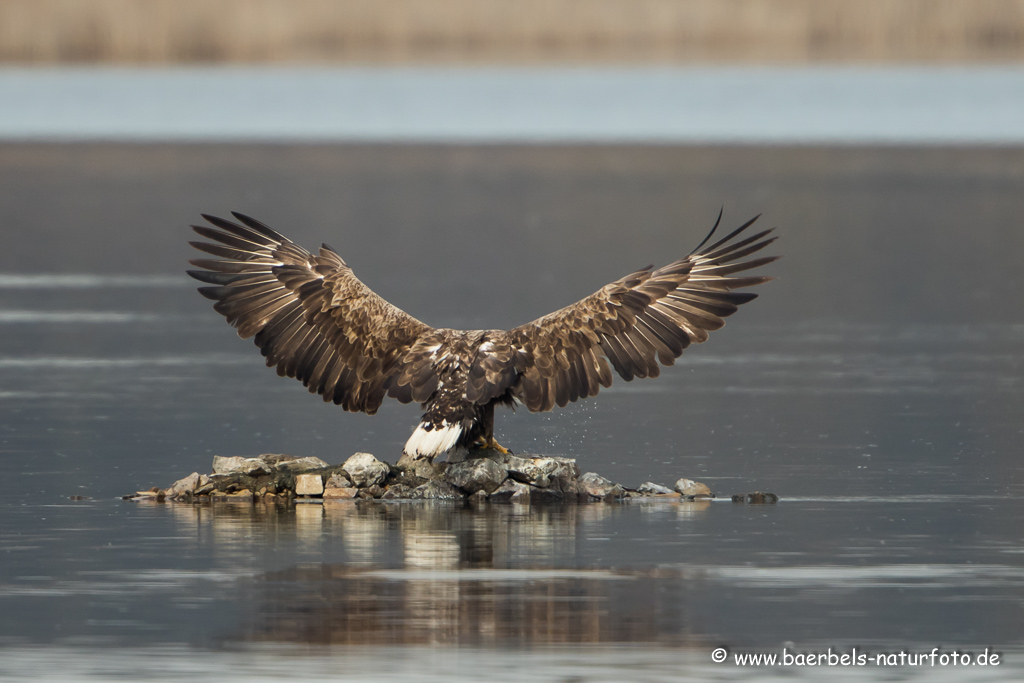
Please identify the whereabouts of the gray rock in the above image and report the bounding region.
[444,457,508,494]
[211,456,271,476]
[194,474,216,495]
[395,451,438,482]
[325,473,353,490]
[637,482,676,496]
[579,472,623,499]
[489,479,532,503]
[167,472,201,498]
[342,452,390,488]
[486,453,580,491]
[295,473,324,496]
[358,484,385,499]
[417,480,464,500]
[675,478,712,497]
[263,454,331,472]
[258,453,301,466]
[381,484,413,499]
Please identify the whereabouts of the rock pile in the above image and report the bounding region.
[127,451,717,504]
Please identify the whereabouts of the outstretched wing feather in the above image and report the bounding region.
[188,214,436,414]
[490,216,778,413]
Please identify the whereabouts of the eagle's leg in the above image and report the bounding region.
[471,402,511,454]
[482,437,510,454]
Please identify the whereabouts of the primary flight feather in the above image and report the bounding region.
[188,211,777,460]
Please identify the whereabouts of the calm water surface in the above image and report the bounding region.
[1,144,1023,681]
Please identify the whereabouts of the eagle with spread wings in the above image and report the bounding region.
[188,211,777,460]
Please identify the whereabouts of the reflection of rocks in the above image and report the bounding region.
[404,532,461,569]
[128,450,715,505]
[241,563,689,646]
[161,498,714,646]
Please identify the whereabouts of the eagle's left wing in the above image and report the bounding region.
[472,215,778,413]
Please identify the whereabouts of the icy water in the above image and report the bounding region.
[3,66,1024,144]
[1,143,1023,681]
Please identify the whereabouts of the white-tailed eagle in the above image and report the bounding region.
[188,212,776,459]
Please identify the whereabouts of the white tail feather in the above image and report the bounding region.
[403,421,463,458]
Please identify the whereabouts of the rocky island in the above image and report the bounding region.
[126,451,720,504]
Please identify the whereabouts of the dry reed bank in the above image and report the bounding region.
[2,0,1023,64]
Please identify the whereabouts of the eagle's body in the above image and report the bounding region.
[188,212,777,460]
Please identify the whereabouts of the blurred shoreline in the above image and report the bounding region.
[2,0,1023,65]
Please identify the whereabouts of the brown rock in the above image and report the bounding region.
[358,485,385,499]
[323,486,359,500]
[675,478,712,498]
[167,472,201,499]
[295,473,324,496]
[747,491,779,504]
[211,490,254,502]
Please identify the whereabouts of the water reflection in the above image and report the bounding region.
[162,500,711,647]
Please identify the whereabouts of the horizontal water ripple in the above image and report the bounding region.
[0,354,250,368]
[0,274,187,289]
[0,310,183,323]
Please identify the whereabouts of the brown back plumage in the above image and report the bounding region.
[188,211,777,418]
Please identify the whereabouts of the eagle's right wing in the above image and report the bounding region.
[188,213,440,414]
[487,214,778,413]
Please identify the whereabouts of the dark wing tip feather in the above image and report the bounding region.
[688,207,724,255]
[187,269,231,285]
[700,214,762,255]
[509,211,778,412]
[230,212,287,241]
[196,286,224,301]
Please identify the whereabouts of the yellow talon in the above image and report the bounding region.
[473,437,510,454]
[485,437,510,454]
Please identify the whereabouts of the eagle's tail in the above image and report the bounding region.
[403,421,463,459]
